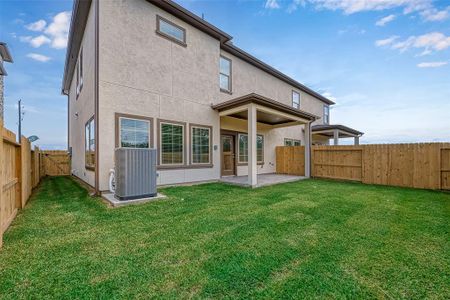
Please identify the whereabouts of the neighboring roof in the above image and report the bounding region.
[62,0,92,94]
[0,63,7,76]
[62,0,335,105]
[212,93,320,121]
[312,124,364,136]
[0,42,13,63]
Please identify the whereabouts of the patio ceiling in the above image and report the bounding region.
[312,124,364,138]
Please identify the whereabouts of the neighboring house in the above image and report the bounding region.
[0,42,13,123]
[63,0,362,192]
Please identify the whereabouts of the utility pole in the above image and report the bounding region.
[18,99,24,143]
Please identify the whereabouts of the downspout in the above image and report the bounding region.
[94,0,100,195]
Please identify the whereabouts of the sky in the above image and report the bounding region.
[0,0,449,149]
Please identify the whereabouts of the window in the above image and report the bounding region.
[156,15,186,46]
[85,117,95,170]
[160,121,185,165]
[238,134,264,163]
[191,125,211,165]
[119,117,151,148]
[76,48,83,97]
[219,56,231,92]
[323,105,330,124]
[292,91,300,109]
[284,138,301,146]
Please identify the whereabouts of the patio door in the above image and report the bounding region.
[221,135,235,176]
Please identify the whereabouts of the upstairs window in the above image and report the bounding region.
[323,105,330,124]
[76,47,83,97]
[292,91,300,109]
[156,15,186,46]
[219,56,232,93]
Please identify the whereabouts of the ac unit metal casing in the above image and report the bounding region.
[114,148,157,200]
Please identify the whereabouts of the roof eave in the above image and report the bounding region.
[0,42,13,63]
[212,93,320,122]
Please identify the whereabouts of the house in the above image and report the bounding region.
[0,42,13,123]
[62,0,363,193]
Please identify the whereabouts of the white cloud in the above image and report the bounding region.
[375,35,399,47]
[417,61,448,68]
[44,11,71,49]
[26,53,51,62]
[376,14,396,26]
[25,19,46,31]
[19,36,32,43]
[391,32,450,53]
[420,7,450,21]
[29,35,51,48]
[286,0,446,22]
[265,0,280,9]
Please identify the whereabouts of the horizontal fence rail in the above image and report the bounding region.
[0,120,70,248]
[276,143,450,190]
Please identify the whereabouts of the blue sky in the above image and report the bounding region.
[1,0,449,148]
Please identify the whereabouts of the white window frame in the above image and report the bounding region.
[219,56,232,93]
[323,105,330,124]
[76,47,83,97]
[119,117,151,149]
[284,138,301,146]
[238,133,264,164]
[159,121,185,166]
[292,90,300,109]
[190,125,211,165]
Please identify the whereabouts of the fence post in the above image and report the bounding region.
[0,120,3,248]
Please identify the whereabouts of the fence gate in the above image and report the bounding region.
[441,148,450,190]
[41,151,70,176]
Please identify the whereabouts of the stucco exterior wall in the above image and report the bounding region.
[89,0,332,188]
[98,0,222,190]
[68,2,96,187]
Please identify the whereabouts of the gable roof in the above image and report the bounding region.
[62,0,335,105]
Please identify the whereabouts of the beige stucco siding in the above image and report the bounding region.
[98,0,222,190]
[81,0,333,189]
[68,2,96,187]
[219,49,327,126]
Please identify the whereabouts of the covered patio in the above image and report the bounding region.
[312,124,364,145]
[212,93,318,188]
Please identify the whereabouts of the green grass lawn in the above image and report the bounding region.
[0,177,449,299]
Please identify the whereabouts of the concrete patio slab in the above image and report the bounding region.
[220,174,306,188]
[102,193,167,207]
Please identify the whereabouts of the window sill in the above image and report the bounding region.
[237,162,265,166]
[155,30,187,47]
[157,164,214,170]
[220,89,232,95]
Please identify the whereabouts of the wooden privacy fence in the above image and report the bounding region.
[276,143,450,190]
[0,121,70,248]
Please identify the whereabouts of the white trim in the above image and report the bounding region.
[159,121,185,166]
[190,125,211,165]
[292,90,300,109]
[119,117,151,149]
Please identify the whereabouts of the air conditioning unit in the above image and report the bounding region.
[114,148,157,200]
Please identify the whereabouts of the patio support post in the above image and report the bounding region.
[333,129,339,145]
[248,104,257,187]
[354,136,360,145]
[305,122,311,178]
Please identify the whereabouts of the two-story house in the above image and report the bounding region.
[63,0,363,193]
